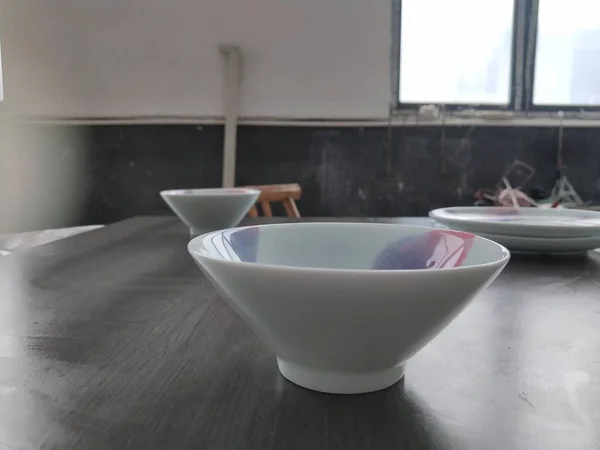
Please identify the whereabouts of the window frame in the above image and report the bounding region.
[391,0,600,118]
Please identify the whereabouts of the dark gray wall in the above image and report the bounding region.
[71,125,600,224]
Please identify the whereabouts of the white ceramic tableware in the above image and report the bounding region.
[474,231,600,254]
[161,188,260,236]
[430,206,600,238]
[188,222,510,394]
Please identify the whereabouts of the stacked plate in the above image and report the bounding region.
[429,207,600,254]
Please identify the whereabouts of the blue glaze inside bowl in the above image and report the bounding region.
[370,230,473,270]
[190,223,503,271]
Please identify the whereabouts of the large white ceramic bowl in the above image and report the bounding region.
[161,188,260,235]
[188,223,510,394]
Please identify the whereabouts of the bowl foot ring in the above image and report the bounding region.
[277,358,405,394]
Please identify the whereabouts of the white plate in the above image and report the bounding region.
[476,231,600,254]
[430,207,600,238]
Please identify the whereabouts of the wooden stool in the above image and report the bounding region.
[244,183,302,218]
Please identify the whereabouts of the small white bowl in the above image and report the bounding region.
[188,222,510,394]
[161,188,260,236]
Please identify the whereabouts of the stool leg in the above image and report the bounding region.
[283,198,300,218]
[261,201,273,217]
[248,205,259,217]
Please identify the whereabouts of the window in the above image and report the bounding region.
[393,0,600,113]
[533,0,600,106]
[399,0,514,106]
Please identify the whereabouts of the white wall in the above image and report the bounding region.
[0,0,390,119]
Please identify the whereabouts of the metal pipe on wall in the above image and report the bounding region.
[219,45,242,188]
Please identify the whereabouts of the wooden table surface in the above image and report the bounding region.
[1,216,600,450]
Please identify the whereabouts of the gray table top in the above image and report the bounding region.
[1,216,599,450]
[0,225,103,256]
